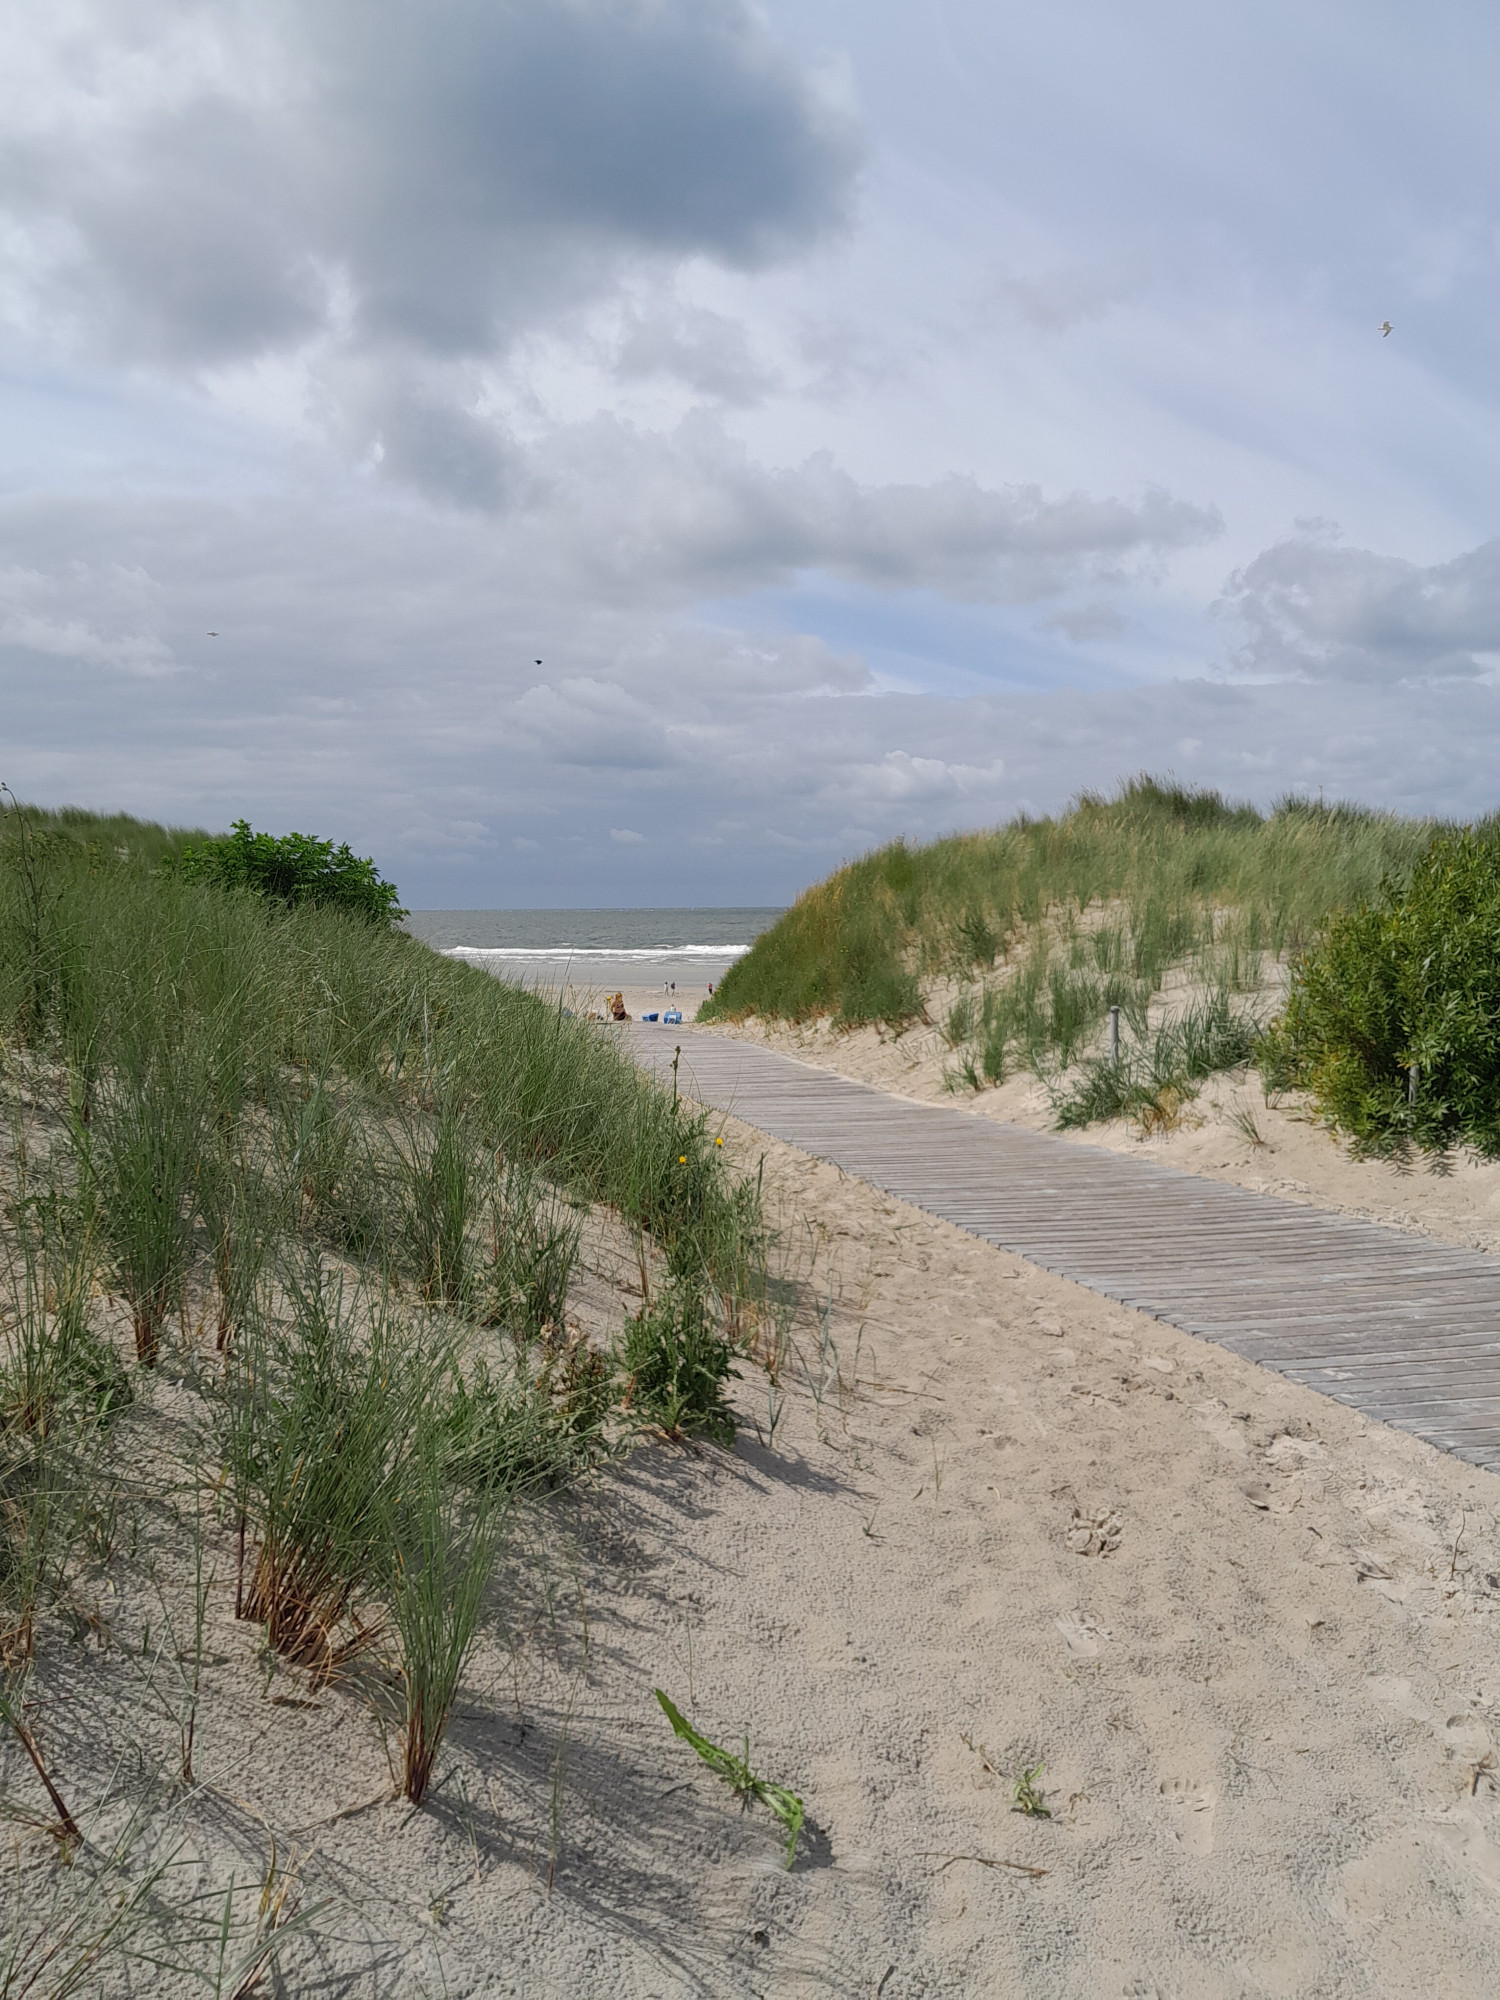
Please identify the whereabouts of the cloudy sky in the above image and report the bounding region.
[4,0,1500,905]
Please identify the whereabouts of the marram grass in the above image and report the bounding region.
[0,798,769,1945]
[704,775,1437,1035]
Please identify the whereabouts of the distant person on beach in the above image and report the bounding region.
[609,991,627,1021]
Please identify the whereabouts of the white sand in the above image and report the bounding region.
[457,958,733,1027]
[16,1098,1500,1995]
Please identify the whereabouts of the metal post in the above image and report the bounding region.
[1108,1005,1120,1063]
[1408,1062,1419,1106]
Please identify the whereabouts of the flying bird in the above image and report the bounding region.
[1379,321,1393,337]
[207,630,218,637]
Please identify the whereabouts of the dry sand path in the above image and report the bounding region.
[630,1026,1500,1474]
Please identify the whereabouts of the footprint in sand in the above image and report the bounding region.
[1160,1777,1216,1853]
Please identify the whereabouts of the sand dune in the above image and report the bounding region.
[21,1101,1500,1995]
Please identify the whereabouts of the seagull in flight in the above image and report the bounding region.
[1379,321,1393,337]
[207,630,218,637]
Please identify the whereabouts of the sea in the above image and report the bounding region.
[402,907,784,1000]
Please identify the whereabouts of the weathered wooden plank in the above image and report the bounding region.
[629,1026,1500,1467]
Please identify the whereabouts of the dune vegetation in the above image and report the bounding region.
[0,800,770,1989]
[1262,825,1500,1160]
[701,775,1447,1135]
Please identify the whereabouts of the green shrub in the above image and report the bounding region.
[620,1283,738,1446]
[446,1344,612,1495]
[1262,828,1500,1157]
[171,819,406,926]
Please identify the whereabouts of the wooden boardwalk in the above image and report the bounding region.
[629,1026,1500,1472]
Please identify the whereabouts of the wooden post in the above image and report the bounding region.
[1108,1006,1120,1063]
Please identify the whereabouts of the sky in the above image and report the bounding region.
[4,0,1500,906]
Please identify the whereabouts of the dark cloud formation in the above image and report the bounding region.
[1220,531,1500,684]
[2,0,859,370]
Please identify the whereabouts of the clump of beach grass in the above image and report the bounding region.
[482,1159,581,1348]
[1051,987,1262,1132]
[221,1261,438,1671]
[388,1422,505,1805]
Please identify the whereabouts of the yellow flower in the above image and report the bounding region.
[679,1155,687,1164]
[715,1136,723,1146]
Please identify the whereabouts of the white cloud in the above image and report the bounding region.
[0,562,176,675]
[509,416,1220,600]
[610,297,776,405]
[1219,531,1500,685]
[609,827,645,844]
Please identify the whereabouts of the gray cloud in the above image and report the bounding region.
[1219,531,1500,684]
[1043,602,1129,642]
[983,259,1152,334]
[363,374,520,512]
[1,0,860,369]
[611,300,776,404]
[3,483,1491,908]
[516,417,1222,600]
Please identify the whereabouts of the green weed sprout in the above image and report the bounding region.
[654,1688,804,1867]
[1012,1761,1051,1819]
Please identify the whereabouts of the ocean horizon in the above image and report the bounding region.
[403,907,785,995]
[403,907,784,954]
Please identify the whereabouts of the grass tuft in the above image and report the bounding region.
[390,1427,504,1806]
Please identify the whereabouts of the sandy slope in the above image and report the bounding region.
[14,1107,1500,1997]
